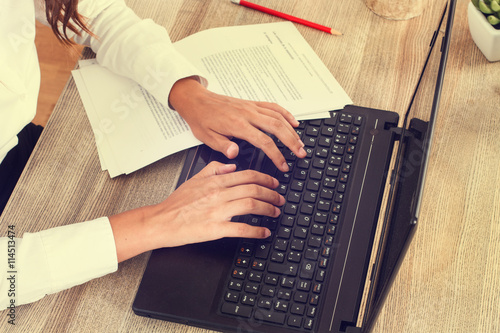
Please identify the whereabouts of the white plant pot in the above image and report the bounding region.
[468,2,500,62]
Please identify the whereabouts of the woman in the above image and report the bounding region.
[0,0,306,308]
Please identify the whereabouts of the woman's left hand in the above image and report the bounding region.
[169,77,307,172]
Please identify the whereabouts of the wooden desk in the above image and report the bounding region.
[2,0,499,332]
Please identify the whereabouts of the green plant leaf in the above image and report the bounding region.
[480,0,494,14]
[488,14,500,25]
[491,0,500,12]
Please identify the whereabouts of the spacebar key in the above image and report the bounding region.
[221,302,252,318]
[255,309,286,325]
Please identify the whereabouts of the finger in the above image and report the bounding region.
[248,109,307,159]
[219,197,282,221]
[253,107,302,142]
[237,125,290,172]
[219,221,271,239]
[215,169,279,190]
[255,101,300,127]
[218,184,285,207]
[192,161,236,180]
[196,130,240,160]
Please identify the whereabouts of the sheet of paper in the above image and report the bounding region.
[174,22,352,117]
[73,64,201,176]
[73,22,352,177]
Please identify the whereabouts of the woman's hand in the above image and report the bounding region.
[109,162,284,262]
[169,77,307,172]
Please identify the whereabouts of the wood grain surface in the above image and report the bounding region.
[1,0,499,332]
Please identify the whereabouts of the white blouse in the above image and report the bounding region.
[0,0,204,309]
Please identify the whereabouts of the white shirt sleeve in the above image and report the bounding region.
[36,0,207,108]
[0,217,117,309]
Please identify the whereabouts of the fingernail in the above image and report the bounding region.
[282,162,289,172]
[264,229,272,238]
[279,195,285,205]
[274,207,281,216]
[226,143,238,158]
[298,147,306,157]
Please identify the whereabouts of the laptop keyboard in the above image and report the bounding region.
[219,112,363,331]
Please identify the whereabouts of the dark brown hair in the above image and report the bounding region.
[45,0,93,45]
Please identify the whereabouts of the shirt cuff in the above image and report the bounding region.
[17,217,118,305]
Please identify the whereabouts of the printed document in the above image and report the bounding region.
[73,22,353,177]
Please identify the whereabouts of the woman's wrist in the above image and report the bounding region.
[109,204,158,262]
[169,76,205,111]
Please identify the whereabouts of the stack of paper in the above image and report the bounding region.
[72,22,352,178]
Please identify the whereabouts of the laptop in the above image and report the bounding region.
[133,1,456,332]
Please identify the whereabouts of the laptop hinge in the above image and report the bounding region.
[389,127,405,141]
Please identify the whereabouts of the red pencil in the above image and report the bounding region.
[231,0,342,36]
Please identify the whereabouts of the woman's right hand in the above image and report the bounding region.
[109,161,284,262]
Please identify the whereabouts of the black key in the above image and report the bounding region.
[305,248,319,261]
[334,134,347,145]
[300,261,316,280]
[248,271,263,282]
[235,257,250,268]
[290,180,305,192]
[314,212,328,224]
[340,113,353,123]
[221,302,252,318]
[224,291,239,303]
[306,180,320,191]
[324,113,337,126]
[239,243,254,256]
[297,159,311,169]
[261,286,276,297]
[318,137,332,147]
[287,192,301,203]
[321,126,335,137]
[277,289,292,300]
[297,280,311,292]
[288,315,303,328]
[337,123,350,134]
[354,115,363,125]
[254,243,271,259]
[300,204,314,215]
[241,294,256,306]
[308,236,322,248]
[274,239,288,251]
[315,148,329,159]
[311,223,325,236]
[254,309,286,325]
[245,282,259,294]
[258,298,272,309]
[304,318,315,330]
[284,203,298,215]
[287,251,302,263]
[271,251,285,263]
[291,239,305,251]
[297,215,311,227]
[232,269,246,279]
[331,144,345,155]
[276,184,287,195]
[274,300,288,312]
[277,227,292,239]
[228,280,243,291]
[281,215,295,227]
[265,274,279,286]
[306,126,319,137]
[268,262,299,276]
[280,277,295,288]
[309,294,319,305]
[294,291,308,303]
[294,227,308,239]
